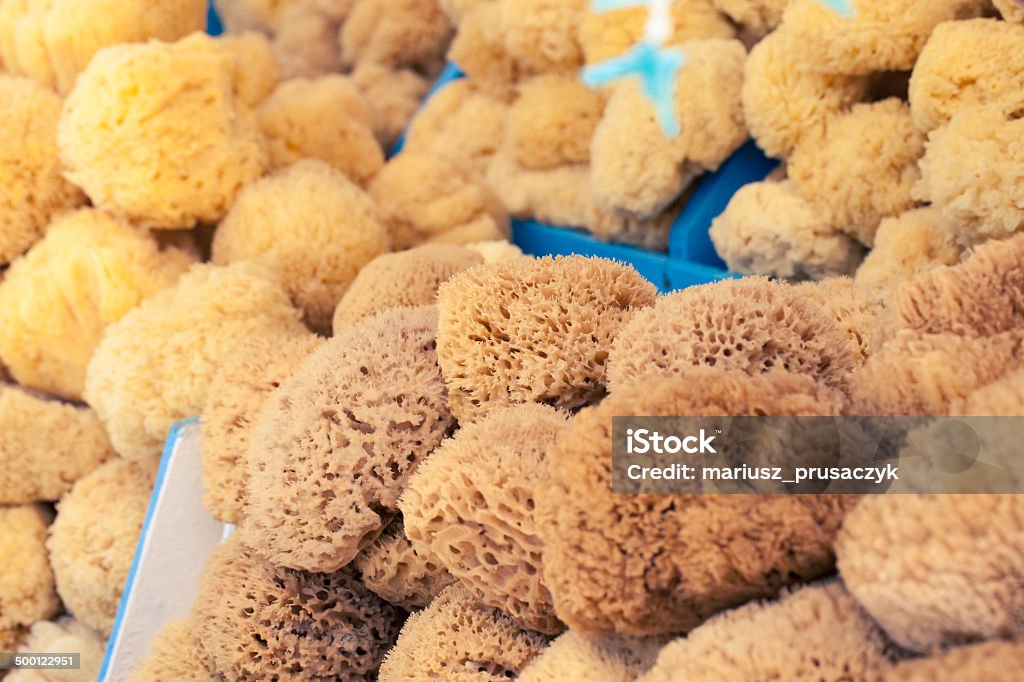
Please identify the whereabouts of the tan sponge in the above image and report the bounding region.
[127,617,217,682]
[354,519,457,611]
[0,506,60,652]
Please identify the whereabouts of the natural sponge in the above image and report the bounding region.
[793,277,881,366]
[201,331,322,525]
[437,256,657,422]
[960,366,1024,416]
[47,459,155,635]
[879,639,1024,681]
[637,582,893,682]
[401,404,571,634]
[212,159,390,331]
[0,385,114,505]
[354,519,457,610]
[340,0,452,73]
[994,0,1024,22]
[608,277,854,393]
[333,243,483,332]
[0,209,195,400]
[58,32,267,229]
[379,583,549,682]
[505,75,604,171]
[519,632,662,682]
[244,306,454,572]
[0,506,60,650]
[350,62,430,149]
[0,76,84,265]
[193,535,404,682]
[838,494,1024,652]
[709,0,789,37]
[84,262,304,461]
[368,152,508,250]
[8,617,106,682]
[127,617,216,682]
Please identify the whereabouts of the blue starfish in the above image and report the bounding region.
[820,0,855,17]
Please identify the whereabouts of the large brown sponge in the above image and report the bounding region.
[192,535,404,681]
[436,256,657,422]
[354,518,457,611]
[244,306,454,571]
[401,403,571,634]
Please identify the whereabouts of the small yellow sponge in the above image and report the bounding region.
[0,506,60,651]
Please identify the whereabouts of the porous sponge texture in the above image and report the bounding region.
[637,582,893,682]
[608,277,854,393]
[0,209,195,400]
[193,535,404,682]
[0,76,84,265]
[211,159,391,331]
[0,385,114,505]
[379,583,549,682]
[879,640,1024,681]
[368,152,509,250]
[58,33,267,229]
[257,75,383,184]
[340,0,452,73]
[333,244,483,332]
[47,459,156,635]
[536,373,854,636]
[401,404,571,634]
[838,494,1024,652]
[244,306,455,572]
[127,617,216,682]
[84,262,305,461]
[201,332,322,525]
[8,616,106,682]
[518,631,661,682]
[354,519,457,610]
[506,75,604,171]
[793,277,881,366]
[437,256,658,422]
[0,506,60,649]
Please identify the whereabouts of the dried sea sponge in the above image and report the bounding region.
[127,617,216,682]
[710,180,864,279]
[437,256,657,422]
[506,75,604,171]
[333,244,483,332]
[201,332,322,525]
[401,404,571,634]
[994,0,1024,22]
[0,209,195,400]
[58,33,267,230]
[879,640,1024,681]
[212,160,390,331]
[351,62,430,149]
[466,240,525,263]
[637,582,893,682]
[498,0,586,77]
[519,632,661,682]
[243,306,454,572]
[788,99,924,246]
[0,385,114,505]
[271,0,343,78]
[0,76,83,265]
[214,0,303,33]
[447,3,518,99]
[354,519,456,610]
[217,32,281,106]
[368,152,508,250]
[193,535,404,682]
[838,494,1024,652]
[536,374,855,636]
[341,0,452,73]
[793,277,881,366]
[257,75,383,183]
[608,277,854,393]
[7,617,106,682]
[378,583,549,682]
[710,0,791,37]
[48,459,155,635]
[960,367,1024,416]
[0,506,60,650]
[84,262,304,461]
[590,39,747,218]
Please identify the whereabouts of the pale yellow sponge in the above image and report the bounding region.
[84,262,304,461]
[466,239,526,263]
[710,0,791,36]
[0,385,114,505]
[351,62,430,149]
[354,519,457,610]
[506,75,605,171]
[58,33,267,229]
[0,506,60,651]
[0,76,84,265]
[519,632,661,682]
[7,617,106,682]
[0,209,195,400]
[879,640,1024,681]
[212,160,390,331]
[341,0,452,73]
[126,618,216,682]
[995,0,1024,22]
[258,75,384,184]
[369,152,508,250]
[48,459,156,635]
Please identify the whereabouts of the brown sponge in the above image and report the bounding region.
[354,518,456,610]
[333,244,483,332]
[519,632,662,682]
[793,277,882,367]
[437,256,657,422]
[401,403,571,634]
[193,535,404,681]
[536,373,855,636]
[127,617,217,682]
[244,306,454,571]
[200,331,322,524]
[378,583,549,681]
[879,640,1024,681]
[608,277,854,393]
[0,505,60,652]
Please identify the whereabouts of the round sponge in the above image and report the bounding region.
[838,494,1024,652]
[47,459,156,635]
[193,535,404,681]
[0,506,60,651]
[58,33,267,229]
[379,583,549,682]
[340,0,452,73]
[244,306,455,572]
[84,262,305,461]
[350,62,430,149]
[0,76,84,265]
[200,331,322,525]
[437,256,658,422]
[333,243,483,332]
[212,159,391,331]
[0,385,114,505]
[0,208,195,400]
[127,617,216,682]
[401,403,571,634]
[354,519,457,610]
[519,632,662,682]
[792,277,881,367]
[879,640,1024,681]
